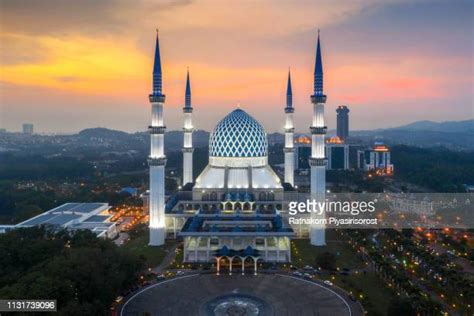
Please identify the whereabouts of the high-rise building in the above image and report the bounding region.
[22,123,34,134]
[148,31,167,246]
[336,105,349,141]
[309,30,327,246]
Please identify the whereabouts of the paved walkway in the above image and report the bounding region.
[120,273,363,316]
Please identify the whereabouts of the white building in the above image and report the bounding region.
[146,30,328,268]
[1,203,117,238]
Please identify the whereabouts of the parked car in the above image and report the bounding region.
[157,274,166,280]
[292,271,303,277]
[323,280,333,286]
[303,273,313,279]
[115,296,123,303]
[176,271,185,276]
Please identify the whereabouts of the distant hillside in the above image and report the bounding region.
[388,119,474,133]
[352,119,474,150]
[78,128,130,139]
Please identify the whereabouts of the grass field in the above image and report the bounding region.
[291,229,366,269]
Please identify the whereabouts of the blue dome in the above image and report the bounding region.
[209,109,268,158]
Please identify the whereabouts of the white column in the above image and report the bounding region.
[310,100,326,246]
[149,98,166,246]
[183,111,193,185]
[284,111,295,186]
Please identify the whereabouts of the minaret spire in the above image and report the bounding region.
[152,29,163,96]
[148,30,167,246]
[314,29,324,96]
[182,68,194,185]
[286,69,292,109]
[284,69,295,186]
[309,29,327,246]
[185,68,191,108]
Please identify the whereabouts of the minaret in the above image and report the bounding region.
[182,69,194,185]
[148,30,167,246]
[309,30,327,246]
[284,70,295,186]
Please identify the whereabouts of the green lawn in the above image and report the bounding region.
[123,228,175,269]
[291,229,365,270]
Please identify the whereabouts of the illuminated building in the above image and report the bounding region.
[326,136,349,170]
[144,30,330,262]
[294,135,311,171]
[182,69,194,186]
[357,142,394,175]
[336,106,349,141]
[309,30,327,246]
[167,108,294,263]
[284,70,295,186]
[148,31,167,246]
[0,203,117,238]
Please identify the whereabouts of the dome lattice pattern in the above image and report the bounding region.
[209,109,268,157]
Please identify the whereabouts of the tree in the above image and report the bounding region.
[316,252,336,270]
[387,298,416,316]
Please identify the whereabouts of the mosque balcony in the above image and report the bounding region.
[283,147,295,153]
[147,156,167,166]
[182,127,194,133]
[284,127,295,133]
[311,94,327,104]
[149,126,166,134]
[182,147,194,153]
[308,157,327,167]
[310,126,327,135]
[182,107,193,113]
[149,94,166,103]
[284,107,294,114]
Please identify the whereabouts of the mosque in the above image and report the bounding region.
[146,30,328,266]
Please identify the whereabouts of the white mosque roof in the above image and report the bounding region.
[195,108,282,190]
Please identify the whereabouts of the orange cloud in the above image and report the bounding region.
[0,34,150,95]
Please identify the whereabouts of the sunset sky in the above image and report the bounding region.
[0,0,472,134]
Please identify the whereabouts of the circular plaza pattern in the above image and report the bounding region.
[121,274,362,316]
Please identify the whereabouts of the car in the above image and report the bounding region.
[157,274,166,280]
[292,271,303,277]
[176,270,185,276]
[303,273,313,279]
[115,296,123,303]
[323,280,333,286]
[304,265,315,271]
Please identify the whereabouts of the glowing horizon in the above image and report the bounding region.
[0,0,472,133]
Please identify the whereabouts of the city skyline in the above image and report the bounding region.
[0,0,472,133]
